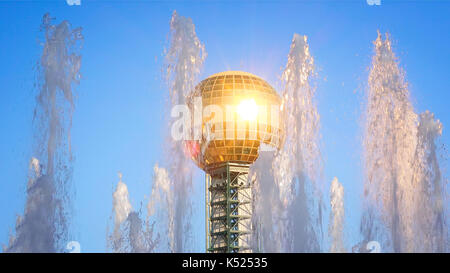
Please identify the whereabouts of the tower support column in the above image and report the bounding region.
[205,162,252,253]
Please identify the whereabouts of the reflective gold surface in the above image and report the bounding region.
[187,71,284,170]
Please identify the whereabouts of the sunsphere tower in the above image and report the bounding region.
[186,71,284,253]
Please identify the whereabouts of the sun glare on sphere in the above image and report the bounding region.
[237,99,258,121]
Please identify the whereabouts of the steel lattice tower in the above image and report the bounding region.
[186,71,283,253]
[205,163,252,252]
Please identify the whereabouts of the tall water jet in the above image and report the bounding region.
[109,173,158,253]
[153,10,206,252]
[5,13,83,253]
[361,31,448,252]
[147,164,174,252]
[252,33,323,252]
[110,172,132,252]
[412,111,447,252]
[329,177,345,253]
[251,152,283,252]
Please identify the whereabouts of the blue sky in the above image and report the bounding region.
[0,0,449,252]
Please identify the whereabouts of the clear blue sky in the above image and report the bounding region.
[0,0,449,252]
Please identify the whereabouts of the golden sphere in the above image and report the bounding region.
[186,71,284,170]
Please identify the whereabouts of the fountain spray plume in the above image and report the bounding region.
[147,164,174,252]
[329,177,345,252]
[251,152,283,252]
[413,111,448,252]
[109,173,158,253]
[361,31,448,252]
[107,10,205,253]
[151,10,206,252]
[5,13,83,253]
[252,33,324,252]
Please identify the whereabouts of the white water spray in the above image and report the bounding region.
[106,10,205,253]
[151,10,206,253]
[251,151,282,252]
[329,177,345,253]
[5,13,82,253]
[148,164,175,252]
[361,32,448,252]
[252,33,324,252]
[109,173,158,253]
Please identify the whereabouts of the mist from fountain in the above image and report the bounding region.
[109,173,158,253]
[251,33,325,252]
[5,13,83,253]
[361,31,448,253]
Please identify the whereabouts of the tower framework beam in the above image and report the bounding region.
[205,162,252,253]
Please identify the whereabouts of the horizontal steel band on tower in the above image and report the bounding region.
[205,162,252,253]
